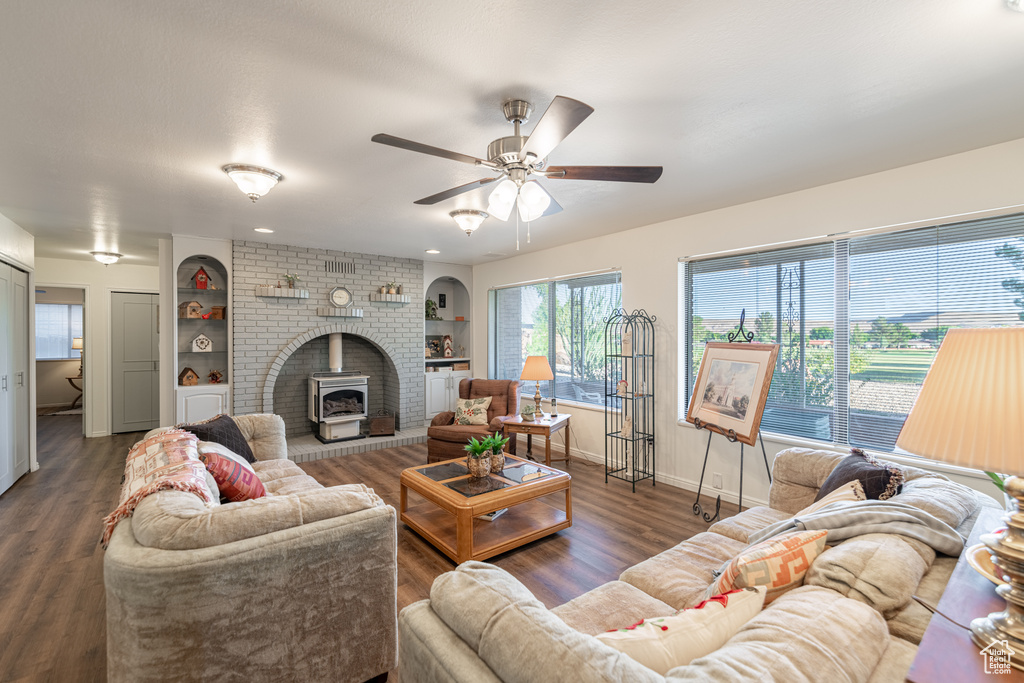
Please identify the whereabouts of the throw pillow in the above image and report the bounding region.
[455,396,492,425]
[177,414,256,463]
[198,449,266,502]
[814,448,903,502]
[706,530,828,604]
[595,587,766,674]
[794,480,865,517]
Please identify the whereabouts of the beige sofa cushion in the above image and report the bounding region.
[620,532,746,610]
[805,533,932,618]
[708,506,791,544]
[769,447,847,514]
[430,562,662,683]
[131,484,383,550]
[665,586,889,683]
[552,581,677,636]
[232,413,288,461]
[253,459,323,495]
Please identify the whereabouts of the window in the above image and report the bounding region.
[35,304,83,360]
[680,212,1024,452]
[490,272,622,406]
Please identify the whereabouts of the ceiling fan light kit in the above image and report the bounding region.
[450,209,488,236]
[372,94,663,241]
[222,164,283,202]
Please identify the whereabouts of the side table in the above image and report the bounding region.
[907,506,1024,681]
[503,413,571,467]
[66,375,83,409]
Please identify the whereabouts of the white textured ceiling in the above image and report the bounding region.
[2,1,1024,267]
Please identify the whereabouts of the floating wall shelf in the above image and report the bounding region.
[316,307,364,318]
[369,293,411,304]
[255,286,309,299]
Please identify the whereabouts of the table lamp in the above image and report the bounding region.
[896,328,1024,666]
[520,355,553,417]
[72,337,83,376]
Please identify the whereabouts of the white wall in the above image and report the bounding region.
[472,136,1024,507]
[34,257,159,437]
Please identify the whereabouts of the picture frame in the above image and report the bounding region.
[438,293,447,308]
[686,342,779,446]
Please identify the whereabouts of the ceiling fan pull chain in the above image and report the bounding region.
[527,219,531,244]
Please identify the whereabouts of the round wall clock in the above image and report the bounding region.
[329,286,353,308]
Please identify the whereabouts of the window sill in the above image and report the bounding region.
[675,418,992,483]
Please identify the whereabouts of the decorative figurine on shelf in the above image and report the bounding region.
[520,403,536,422]
[620,416,633,438]
[207,369,224,384]
[443,334,454,358]
[178,301,202,319]
[425,299,443,320]
[425,344,432,358]
[192,333,213,352]
[621,328,632,356]
[283,273,300,289]
[210,305,226,319]
[387,281,398,295]
[636,380,646,396]
[458,345,465,358]
[201,312,211,319]
[192,267,210,290]
[209,283,219,290]
[617,379,629,397]
[178,367,200,386]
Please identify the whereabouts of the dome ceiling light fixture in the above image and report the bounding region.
[450,209,488,236]
[222,164,283,202]
[90,251,122,265]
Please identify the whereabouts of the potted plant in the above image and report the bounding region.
[489,431,510,473]
[464,437,492,478]
[283,273,301,289]
[520,403,536,422]
[387,281,398,295]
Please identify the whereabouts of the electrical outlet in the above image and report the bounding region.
[713,472,723,489]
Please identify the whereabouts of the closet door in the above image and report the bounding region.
[0,262,13,495]
[12,267,29,480]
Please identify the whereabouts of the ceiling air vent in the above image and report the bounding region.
[484,252,507,259]
[324,260,355,274]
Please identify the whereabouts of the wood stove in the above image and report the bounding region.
[308,372,369,443]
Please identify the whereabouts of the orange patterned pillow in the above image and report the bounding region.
[198,449,266,502]
[706,530,828,604]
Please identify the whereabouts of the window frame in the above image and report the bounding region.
[678,211,1024,453]
[35,302,84,361]
[488,270,622,408]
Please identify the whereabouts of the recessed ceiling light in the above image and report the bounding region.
[254,228,274,233]
[425,249,440,254]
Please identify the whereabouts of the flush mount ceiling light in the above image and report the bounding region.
[90,251,122,265]
[253,227,274,233]
[425,249,441,254]
[222,164,283,202]
[450,209,488,236]
[1009,0,1024,12]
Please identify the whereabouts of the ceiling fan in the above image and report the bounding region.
[371,96,663,224]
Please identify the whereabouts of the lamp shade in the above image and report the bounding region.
[71,337,83,350]
[896,328,1024,474]
[520,355,554,382]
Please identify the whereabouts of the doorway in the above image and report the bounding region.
[111,292,159,433]
[34,286,86,437]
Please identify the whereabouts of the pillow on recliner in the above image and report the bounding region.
[455,397,491,425]
[178,414,256,463]
[814,448,902,502]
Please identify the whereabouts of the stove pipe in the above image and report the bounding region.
[329,333,343,372]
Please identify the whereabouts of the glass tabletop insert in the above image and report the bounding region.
[415,461,469,482]
[444,476,511,497]
[498,461,554,485]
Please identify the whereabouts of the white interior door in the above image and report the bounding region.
[111,292,159,433]
[0,262,12,494]
[12,268,29,479]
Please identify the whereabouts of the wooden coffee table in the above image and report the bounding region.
[400,455,572,564]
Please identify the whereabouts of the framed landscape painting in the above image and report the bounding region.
[686,342,780,446]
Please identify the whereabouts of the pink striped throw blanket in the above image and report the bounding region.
[101,429,215,547]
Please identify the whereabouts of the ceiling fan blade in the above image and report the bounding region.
[518,96,594,162]
[540,190,562,218]
[413,177,501,205]
[371,134,497,168]
[544,166,663,183]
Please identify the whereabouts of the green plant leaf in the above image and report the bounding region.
[986,471,1008,493]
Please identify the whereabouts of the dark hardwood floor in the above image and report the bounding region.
[0,415,736,682]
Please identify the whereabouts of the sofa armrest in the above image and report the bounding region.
[105,504,397,683]
[422,562,660,683]
[431,411,456,427]
[487,414,517,432]
[233,413,288,461]
[768,447,847,514]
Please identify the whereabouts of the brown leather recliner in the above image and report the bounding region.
[427,378,520,463]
